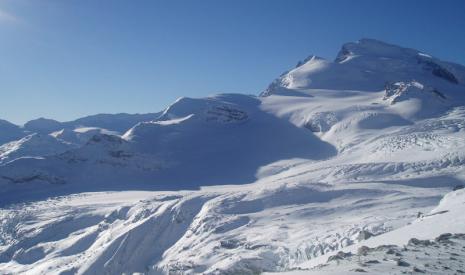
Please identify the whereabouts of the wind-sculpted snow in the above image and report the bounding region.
[0,39,465,274]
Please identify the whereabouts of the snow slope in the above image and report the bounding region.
[0,39,464,274]
[268,189,465,274]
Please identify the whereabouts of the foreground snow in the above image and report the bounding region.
[0,178,459,274]
[266,189,465,274]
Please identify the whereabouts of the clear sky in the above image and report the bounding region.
[1,0,465,124]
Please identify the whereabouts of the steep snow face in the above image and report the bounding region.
[0,119,27,145]
[262,39,465,106]
[0,133,75,165]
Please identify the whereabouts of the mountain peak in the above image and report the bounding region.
[262,39,465,97]
[335,38,421,63]
[24,117,63,134]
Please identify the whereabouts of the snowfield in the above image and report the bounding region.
[1,39,465,274]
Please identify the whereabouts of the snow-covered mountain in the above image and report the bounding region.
[0,94,336,204]
[262,39,465,98]
[0,133,76,165]
[63,112,163,133]
[0,39,464,274]
[0,119,27,145]
[0,112,162,166]
[23,112,163,134]
[23,118,64,134]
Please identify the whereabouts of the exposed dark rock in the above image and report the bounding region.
[453,184,465,191]
[220,239,241,249]
[408,238,433,246]
[328,251,353,262]
[357,246,370,256]
[386,248,399,255]
[435,233,453,242]
[365,260,380,264]
[396,259,410,267]
[358,230,374,241]
[418,57,459,84]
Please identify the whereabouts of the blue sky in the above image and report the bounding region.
[1,0,465,124]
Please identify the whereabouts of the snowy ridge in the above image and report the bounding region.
[0,133,75,165]
[0,114,158,170]
[23,112,163,134]
[0,39,464,274]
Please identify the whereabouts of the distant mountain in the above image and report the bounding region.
[65,112,163,133]
[0,119,27,145]
[0,112,162,165]
[24,112,163,134]
[0,94,336,200]
[23,118,63,134]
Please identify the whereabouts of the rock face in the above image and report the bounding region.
[304,112,338,133]
[417,56,459,84]
[205,105,248,123]
[383,81,447,104]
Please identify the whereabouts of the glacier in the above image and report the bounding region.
[0,39,465,274]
